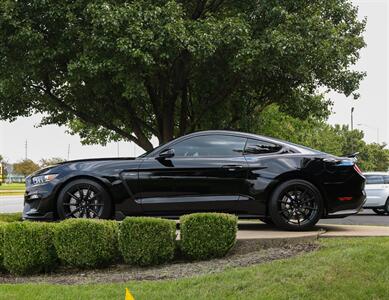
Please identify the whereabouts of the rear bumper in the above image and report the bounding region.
[323,189,366,219]
[323,208,362,219]
[322,169,366,218]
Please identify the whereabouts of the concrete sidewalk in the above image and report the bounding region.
[235,222,389,246]
[320,224,389,237]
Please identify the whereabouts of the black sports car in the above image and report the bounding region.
[23,130,366,230]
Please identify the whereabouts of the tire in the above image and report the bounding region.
[259,217,274,225]
[268,179,323,231]
[373,198,389,215]
[373,208,386,215]
[57,179,112,220]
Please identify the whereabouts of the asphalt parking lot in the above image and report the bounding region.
[318,210,389,226]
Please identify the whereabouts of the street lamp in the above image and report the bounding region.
[351,107,354,131]
[357,123,380,143]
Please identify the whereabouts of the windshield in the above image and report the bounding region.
[137,143,164,158]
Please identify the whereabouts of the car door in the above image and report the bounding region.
[138,134,248,215]
[237,138,284,214]
[365,175,385,207]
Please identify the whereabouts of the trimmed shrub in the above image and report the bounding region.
[0,222,5,271]
[54,219,119,268]
[180,213,238,260]
[3,222,57,275]
[119,217,176,266]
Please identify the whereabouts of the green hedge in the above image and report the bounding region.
[180,213,238,260]
[0,222,5,271]
[3,222,57,275]
[53,219,119,268]
[118,217,176,266]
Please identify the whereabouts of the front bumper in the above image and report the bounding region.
[22,182,57,221]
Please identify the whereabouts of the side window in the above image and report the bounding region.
[172,135,246,158]
[384,176,389,184]
[366,175,384,185]
[244,139,282,155]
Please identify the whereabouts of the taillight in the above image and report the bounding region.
[354,164,363,176]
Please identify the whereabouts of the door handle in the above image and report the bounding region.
[221,165,244,171]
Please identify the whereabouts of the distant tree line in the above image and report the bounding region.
[1,157,65,178]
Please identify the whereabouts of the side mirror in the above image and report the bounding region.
[157,148,175,159]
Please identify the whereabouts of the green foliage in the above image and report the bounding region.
[2,238,389,299]
[3,222,57,275]
[256,105,389,172]
[180,213,237,260]
[0,213,22,223]
[118,217,176,266]
[0,0,365,149]
[53,219,119,268]
[13,159,40,177]
[0,222,5,271]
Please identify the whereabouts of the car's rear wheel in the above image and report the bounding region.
[268,179,323,231]
[57,179,112,220]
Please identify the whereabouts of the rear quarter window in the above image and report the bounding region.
[244,139,283,155]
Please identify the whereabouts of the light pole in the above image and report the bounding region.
[350,107,355,153]
[357,123,380,143]
[351,107,354,131]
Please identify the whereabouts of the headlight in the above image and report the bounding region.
[31,174,58,186]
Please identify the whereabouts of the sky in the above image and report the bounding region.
[0,0,388,163]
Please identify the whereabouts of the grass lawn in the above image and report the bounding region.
[0,183,25,196]
[0,183,25,191]
[1,237,389,299]
[0,213,22,223]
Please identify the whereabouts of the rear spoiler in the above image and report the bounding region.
[341,152,359,163]
[343,152,360,159]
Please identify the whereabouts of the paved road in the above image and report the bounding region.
[2,196,389,226]
[0,195,24,213]
[318,210,389,226]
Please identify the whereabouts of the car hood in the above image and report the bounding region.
[28,157,138,178]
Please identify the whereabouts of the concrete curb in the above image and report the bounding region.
[233,223,389,250]
[319,224,389,237]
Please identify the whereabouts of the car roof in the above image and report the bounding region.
[185,130,321,153]
[143,130,321,157]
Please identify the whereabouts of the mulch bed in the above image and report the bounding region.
[0,242,319,285]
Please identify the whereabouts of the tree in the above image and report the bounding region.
[0,0,365,150]
[255,105,389,172]
[39,157,66,168]
[13,159,40,177]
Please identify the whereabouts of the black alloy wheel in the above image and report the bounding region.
[269,179,323,231]
[57,179,112,220]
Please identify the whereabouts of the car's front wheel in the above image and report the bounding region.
[268,179,323,231]
[57,179,112,220]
